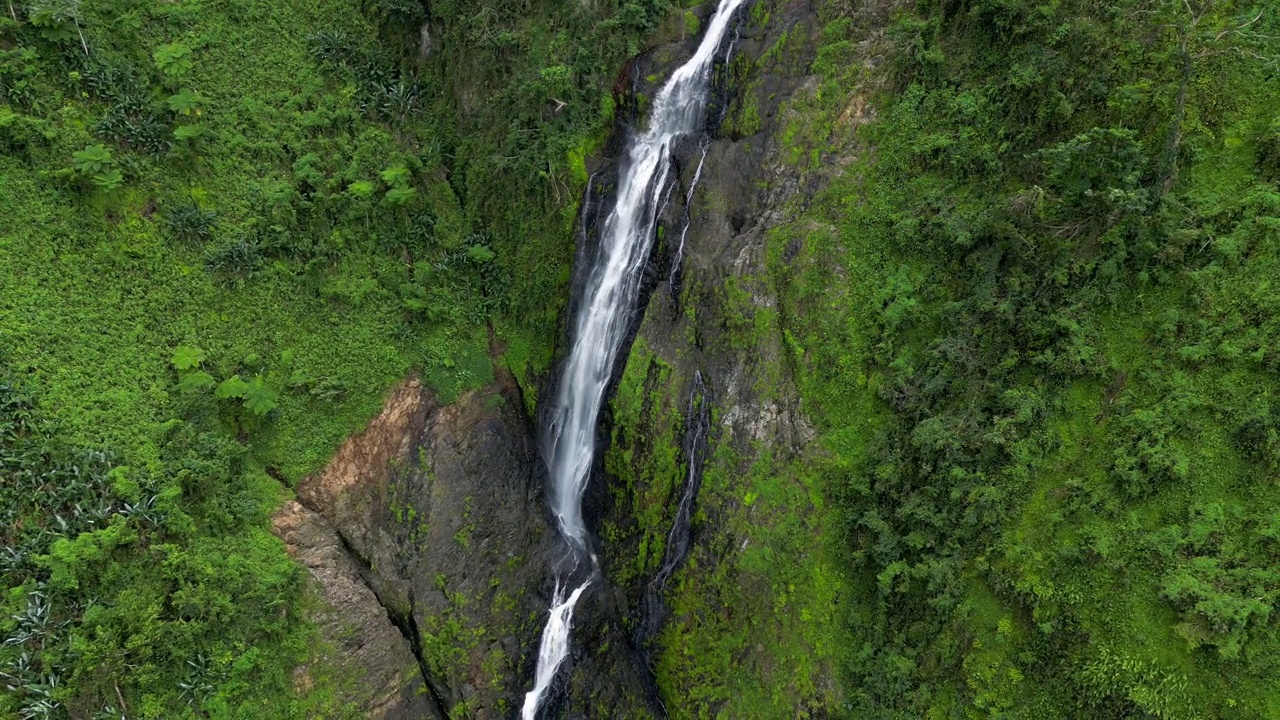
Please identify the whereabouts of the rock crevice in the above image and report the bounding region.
[274,372,562,718]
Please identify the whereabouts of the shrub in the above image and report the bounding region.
[165,88,204,116]
[0,47,42,107]
[161,202,217,244]
[154,42,194,79]
[71,143,111,173]
[70,143,123,191]
[204,235,263,277]
[214,373,279,417]
[307,29,357,68]
[79,55,148,103]
[94,97,171,155]
[378,80,421,124]
[27,0,87,54]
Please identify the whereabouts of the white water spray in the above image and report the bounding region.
[522,1,748,717]
[521,581,589,719]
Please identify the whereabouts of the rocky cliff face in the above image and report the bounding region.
[276,0,884,716]
[572,0,862,714]
[273,371,559,718]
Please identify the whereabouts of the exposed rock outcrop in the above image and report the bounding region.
[275,0,874,715]
[274,498,438,719]
[566,0,864,713]
[274,371,560,717]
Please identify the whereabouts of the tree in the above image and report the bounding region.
[1155,0,1280,194]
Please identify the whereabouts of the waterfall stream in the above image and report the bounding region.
[522,1,748,716]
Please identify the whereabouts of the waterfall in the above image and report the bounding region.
[520,581,589,719]
[522,1,748,716]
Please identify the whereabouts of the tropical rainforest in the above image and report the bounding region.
[0,0,1278,717]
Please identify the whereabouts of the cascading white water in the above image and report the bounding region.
[521,581,589,719]
[522,1,747,717]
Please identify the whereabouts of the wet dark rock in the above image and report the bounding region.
[276,371,562,718]
[582,0,833,707]
[278,0,845,715]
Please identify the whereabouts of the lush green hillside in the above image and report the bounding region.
[772,0,1280,716]
[0,0,663,716]
[3,0,1279,716]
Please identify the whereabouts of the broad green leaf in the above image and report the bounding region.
[171,346,206,371]
[347,180,375,198]
[72,144,112,174]
[176,371,215,393]
[466,244,496,263]
[215,374,250,400]
[174,124,205,141]
[92,169,123,191]
[379,165,410,187]
[154,42,194,78]
[383,186,417,207]
[166,88,204,116]
[242,375,279,416]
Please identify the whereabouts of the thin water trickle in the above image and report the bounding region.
[522,1,748,717]
[669,139,710,288]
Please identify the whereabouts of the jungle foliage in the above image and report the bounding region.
[0,0,665,717]
[773,0,1280,716]
[4,0,1279,715]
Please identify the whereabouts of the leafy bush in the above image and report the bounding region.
[0,47,42,107]
[153,41,193,82]
[79,54,148,103]
[70,142,112,174]
[70,143,123,191]
[377,80,421,124]
[162,202,218,244]
[214,373,279,417]
[94,96,171,155]
[307,29,356,67]
[27,0,86,52]
[166,87,204,116]
[204,235,264,277]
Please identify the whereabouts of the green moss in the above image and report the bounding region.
[683,10,701,37]
[652,444,849,715]
[602,338,686,586]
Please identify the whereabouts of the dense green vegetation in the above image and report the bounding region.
[771,0,1280,716]
[0,0,666,716]
[5,0,1279,715]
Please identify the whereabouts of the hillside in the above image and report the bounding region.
[2,0,1279,718]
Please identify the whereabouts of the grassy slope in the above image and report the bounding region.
[0,164,434,480]
[0,0,488,716]
[767,0,1280,717]
[2,0,672,715]
[0,0,487,480]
